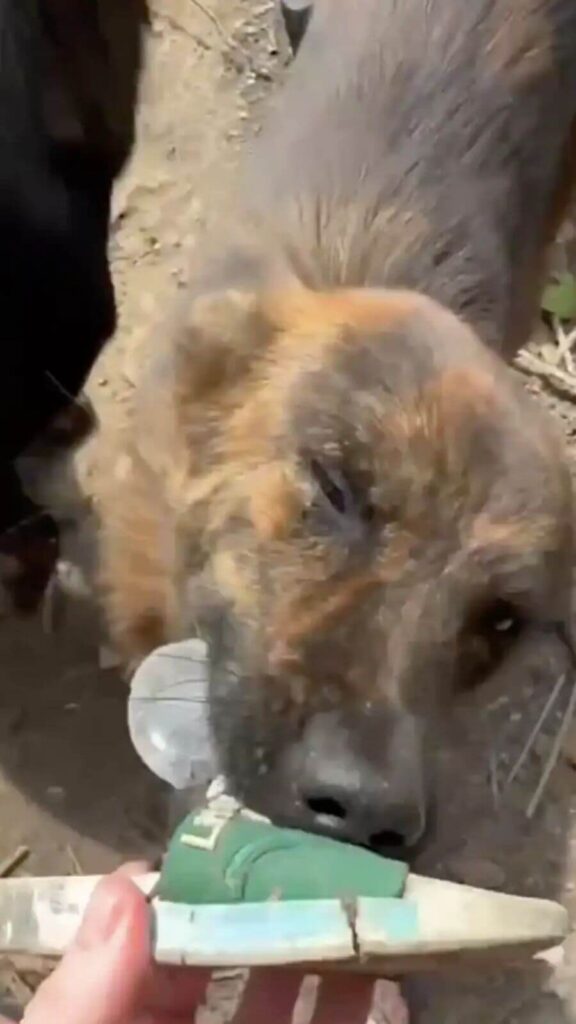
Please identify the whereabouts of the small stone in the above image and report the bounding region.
[447,854,506,890]
[46,786,65,802]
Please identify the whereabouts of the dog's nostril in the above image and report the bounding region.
[370,829,406,851]
[306,795,347,820]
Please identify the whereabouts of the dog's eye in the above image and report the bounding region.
[305,457,374,535]
[459,598,526,692]
[309,458,353,516]
[476,599,523,640]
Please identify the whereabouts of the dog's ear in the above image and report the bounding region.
[172,288,276,400]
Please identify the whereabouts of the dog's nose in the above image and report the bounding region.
[279,710,427,856]
[298,760,425,854]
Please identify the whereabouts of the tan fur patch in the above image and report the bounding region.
[263,287,428,338]
[385,367,499,451]
[270,573,381,672]
[249,463,301,541]
[215,288,470,460]
[98,421,185,661]
[211,548,255,617]
[469,512,558,554]
[484,1,554,87]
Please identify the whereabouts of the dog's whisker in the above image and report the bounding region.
[156,652,208,664]
[1,510,50,538]
[132,695,211,704]
[527,677,576,820]
[504,673,567,790]
[43,369,87,411]
[41,573,61,635]
[488,749,500,812]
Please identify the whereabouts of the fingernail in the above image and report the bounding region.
[74,879,127,950]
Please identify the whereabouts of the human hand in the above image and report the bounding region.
[0,866,409,1023]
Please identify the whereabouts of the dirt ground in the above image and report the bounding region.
[3,1,576,1020]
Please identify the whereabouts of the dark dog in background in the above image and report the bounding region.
[100,0,576,858]
[280,0,312,54]
[0,0,147,609]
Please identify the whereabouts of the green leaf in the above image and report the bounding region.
[541,273,576,321]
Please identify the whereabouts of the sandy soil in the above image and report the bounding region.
[2,2,576,1020]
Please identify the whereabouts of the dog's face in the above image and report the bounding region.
[167,287,574,853]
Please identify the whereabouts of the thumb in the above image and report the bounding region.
[22,873,151,1024]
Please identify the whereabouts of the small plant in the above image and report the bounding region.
[541,272,576,321]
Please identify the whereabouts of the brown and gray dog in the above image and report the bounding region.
[100,0,576,857]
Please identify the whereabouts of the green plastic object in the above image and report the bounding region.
[156,803,408,905]
[0,787,568,969]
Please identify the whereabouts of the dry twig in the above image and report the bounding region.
[514,349,576,401]
[552,315,576,375]
[186,0,229,44]
[0,846,29,878]
[66,845,83,875]
[2,966,34,1007]
[157,11,211,46]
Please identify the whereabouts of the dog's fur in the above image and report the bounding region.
[100,0,576,848]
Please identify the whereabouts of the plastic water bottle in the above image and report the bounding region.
[128,638,218,790]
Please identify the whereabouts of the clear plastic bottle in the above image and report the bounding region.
[128,638,217,790]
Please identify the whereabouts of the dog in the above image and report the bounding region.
[99,0,576,856]
[0,0,147,610]
[280,0,312,54]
